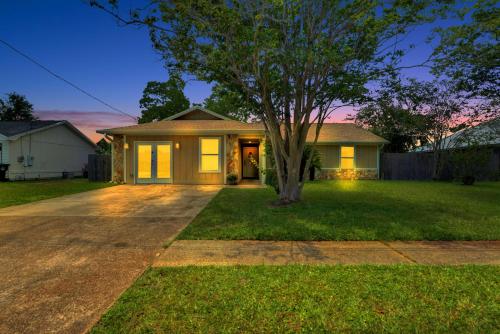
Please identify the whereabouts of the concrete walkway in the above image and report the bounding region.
[153,240,500,266]
[0,185,221,334]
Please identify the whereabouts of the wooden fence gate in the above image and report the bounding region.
[88,154,111,182]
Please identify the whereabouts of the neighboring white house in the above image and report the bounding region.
[0,120,96,180]
[415,118,500,152]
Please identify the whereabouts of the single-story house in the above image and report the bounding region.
[97,107,388,185]
[0,120,96,180]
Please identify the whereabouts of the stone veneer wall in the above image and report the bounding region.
[226,134,241,181]
[112,135,124,183]
[317,168,378,180]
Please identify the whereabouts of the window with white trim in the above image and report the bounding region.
[199,138,221,172]
[340,146,355,169]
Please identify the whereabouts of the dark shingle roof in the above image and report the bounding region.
[0,120,61,137]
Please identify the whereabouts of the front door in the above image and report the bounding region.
[135,142,172,184]
[242,146,259,179]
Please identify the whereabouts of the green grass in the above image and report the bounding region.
[0,178,114,208]
[91,265,500,333]
[178,181,500,240]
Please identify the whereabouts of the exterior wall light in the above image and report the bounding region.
[175,142,180,149]
[123,143,129,149]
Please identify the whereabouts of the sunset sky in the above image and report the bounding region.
[1,1,454,142]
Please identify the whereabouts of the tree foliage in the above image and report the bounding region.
[96,138,111,155]
[0,92,37,121]
[203,84,255,122]
[138,73,190,123]
[432,0,499,103]
[352,77,430,153]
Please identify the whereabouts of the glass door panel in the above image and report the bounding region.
[137,144,152,182]
[156,143,172,182]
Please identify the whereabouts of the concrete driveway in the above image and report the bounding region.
[0,184,220,334]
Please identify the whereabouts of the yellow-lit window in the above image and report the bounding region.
[340,146,355,169]
[200,138,220,172]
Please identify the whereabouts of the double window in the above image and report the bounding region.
[340,146,355,169]
[199,138,221,172]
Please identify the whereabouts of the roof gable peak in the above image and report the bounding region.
[164,107,232,121]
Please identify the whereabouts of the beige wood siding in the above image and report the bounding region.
[125,135,225,184]
[316,145,340,169]
[355,145,378,168]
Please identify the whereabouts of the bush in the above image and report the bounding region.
[265,168,279,194]
[226,173,238,185]
[451,146,492,185]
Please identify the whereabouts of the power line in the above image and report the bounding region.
[0,38,138,121]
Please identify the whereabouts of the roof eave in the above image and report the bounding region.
[98,129,265,136]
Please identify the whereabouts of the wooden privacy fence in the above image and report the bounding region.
[88,154,111,182]
[381,149,500,180]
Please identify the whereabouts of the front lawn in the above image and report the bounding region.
[0,178,114,208]
[178,181,500,240]
[91,265,499,333]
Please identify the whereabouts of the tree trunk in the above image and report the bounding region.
[277,149,303,203]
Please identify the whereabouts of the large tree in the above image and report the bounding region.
[138,73,190,123]
[0,92,37,121]
[93,0,450,203]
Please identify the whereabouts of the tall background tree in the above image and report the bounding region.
[203,84,255,122]
[0,92,37,121]
[92,0,451,203]
[351,77,429,153]
[138,73,190,123]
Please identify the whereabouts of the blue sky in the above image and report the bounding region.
[0,0,453,141]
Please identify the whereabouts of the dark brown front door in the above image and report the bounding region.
[242,146,259,179]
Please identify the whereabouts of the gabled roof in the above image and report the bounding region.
[98,117,388,144]
[0,120,96,147]
[164,107,232,121]
[98,106,387,143]
[307,123,389,144]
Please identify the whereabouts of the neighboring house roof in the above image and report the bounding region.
[98,107,388,144]
[415,118,500,152]
[0,120,60,137]
[0,120,96,147]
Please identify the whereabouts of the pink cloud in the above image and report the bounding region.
[35,110,137,143]
[325,106,356,123]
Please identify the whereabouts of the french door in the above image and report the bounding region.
[135,142,172,184]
